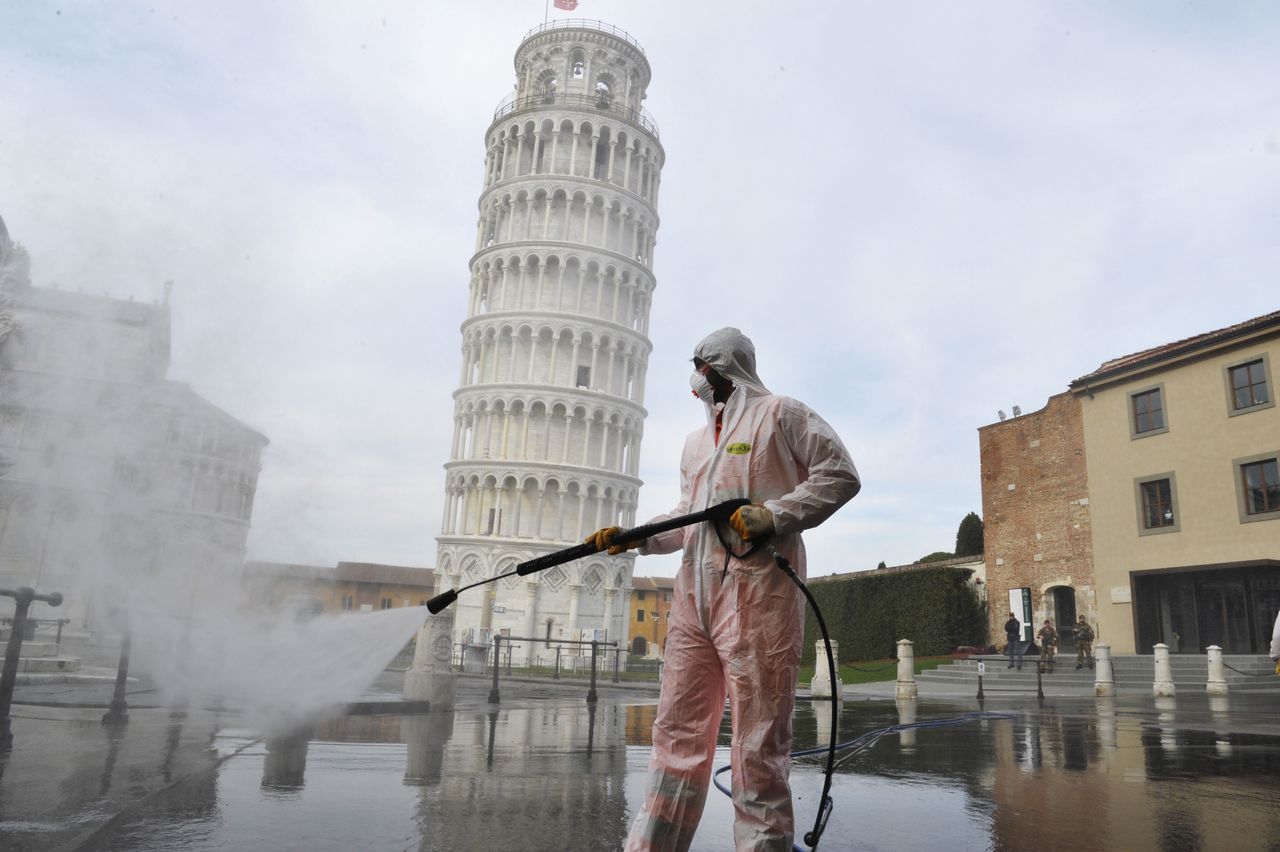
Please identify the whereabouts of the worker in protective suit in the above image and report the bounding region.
[588,328,860,851]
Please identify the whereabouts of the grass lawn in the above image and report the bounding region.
[796,654,959,685]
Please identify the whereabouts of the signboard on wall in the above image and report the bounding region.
[1007,587,1033,642]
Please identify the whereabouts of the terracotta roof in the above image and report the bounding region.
[1070,309,1280,388]
[632,575,675,591]
[244,560,435,588]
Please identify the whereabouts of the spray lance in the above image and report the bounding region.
[423,496,840,851]
[426,498,751,614]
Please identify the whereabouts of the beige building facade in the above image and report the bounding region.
[1070,311,1280,654]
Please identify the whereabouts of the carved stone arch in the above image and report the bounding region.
[508,398,527,417]
[582,564,604,595]
[521,119,538,137]
[539,117,556,134]
[462,554,485,582]
[500,473,520,491]
[558,117,575,134]
[579,119,595,137]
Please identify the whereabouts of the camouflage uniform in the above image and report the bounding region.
[1075,619,1095,670]
[1037,623,1058,672]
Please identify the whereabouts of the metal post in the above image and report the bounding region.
[102,628,133,726]
[488,635,501,704]
[587,640,599,704]
[1036,661,1044,701]
[554,646,561,680]
[976,659,985,700]
[612,647,619,684]
[0,587,62,750]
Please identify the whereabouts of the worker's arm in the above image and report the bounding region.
[762,398,861,537]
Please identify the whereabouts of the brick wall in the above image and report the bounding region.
[980,391,1095,640]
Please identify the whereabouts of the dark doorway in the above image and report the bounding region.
[631,636,647,656]
[1051,587,1077,650]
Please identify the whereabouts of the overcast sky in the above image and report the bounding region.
[2,1,1277,579]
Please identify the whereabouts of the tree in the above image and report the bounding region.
[876,561,887,570]
[955,512,984,557]
[917,551,954,564]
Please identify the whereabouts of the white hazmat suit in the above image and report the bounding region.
[624,328,861,851]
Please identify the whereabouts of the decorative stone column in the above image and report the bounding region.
[1093,642,1114,697]
[1152,643,1176,697]
[403,611,456,709]
[1205,645,1228,695]
[895,638,918,700]
[810,640,842,700]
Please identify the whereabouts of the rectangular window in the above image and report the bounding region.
[576,365,591,388]
[1135,472,1180,536]
[663,591,671,602]
[636,609,644,622]
[1141,479,1174,528]
[342,595,354,611]
[1131,387,1165,436]
[380,597,393,610]
[1225,355,1273,417]
[637,590,645,601]
[1241,458,1280,516]
[1231,360,1269,409]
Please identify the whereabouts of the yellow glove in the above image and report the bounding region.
[1274,659,1280,676]
[729,505,774,542]
[584,526,638,556]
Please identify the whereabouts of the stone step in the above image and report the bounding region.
[17,656,81,674]
[0,641,61,657]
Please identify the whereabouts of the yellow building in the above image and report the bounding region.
[242,560,436,615]
[628,575,674,657]
[1069,310,1279,654]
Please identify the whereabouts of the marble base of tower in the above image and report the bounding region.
[403,611,457,710]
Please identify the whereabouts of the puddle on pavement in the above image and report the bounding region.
[35,697,1280,851]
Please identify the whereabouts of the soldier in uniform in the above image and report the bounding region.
[1075,615,1095,670]
[1037,619,1058,673]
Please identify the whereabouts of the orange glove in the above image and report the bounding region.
[584,526,639,556]
[729,505,774,542]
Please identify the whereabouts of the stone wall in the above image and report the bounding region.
[979,391,1095,640]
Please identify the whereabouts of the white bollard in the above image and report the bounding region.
[1155,695,1177,751]
[1094,642,1114,697]
[896,697,917,751]
[404,611,457,709]
[895,639,918,700]
[1152,643,1176,697]
[810,640,843,700]
[1205,645,1228,696]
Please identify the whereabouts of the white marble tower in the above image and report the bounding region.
[436,21,663,662]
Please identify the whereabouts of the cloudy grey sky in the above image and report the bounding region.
[3,1,1277,579]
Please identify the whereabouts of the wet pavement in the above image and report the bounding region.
[2,673,1279,851]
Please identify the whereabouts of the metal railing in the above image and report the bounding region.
[492,91,660,139]
[520,19,649,57]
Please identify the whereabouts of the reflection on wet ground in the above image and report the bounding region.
[3,682,1279,851]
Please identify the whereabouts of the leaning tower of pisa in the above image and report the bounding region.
[436,21,664,661]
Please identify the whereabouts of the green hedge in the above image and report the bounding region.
[802,566,988,664]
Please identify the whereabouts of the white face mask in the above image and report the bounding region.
[689,371,716,404]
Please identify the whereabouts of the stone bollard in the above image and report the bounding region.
[1094,642,1115,697]
[1152,643,1176,697]
[404,611,457,710]
[1205,645,1228,696]
[895,639,918,700]
[896,697,917,751]
[1155,695,1177,751]
[1096,696,1117,750]
[810,640,842,700]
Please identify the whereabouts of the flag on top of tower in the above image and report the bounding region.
[553,0,578,10]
